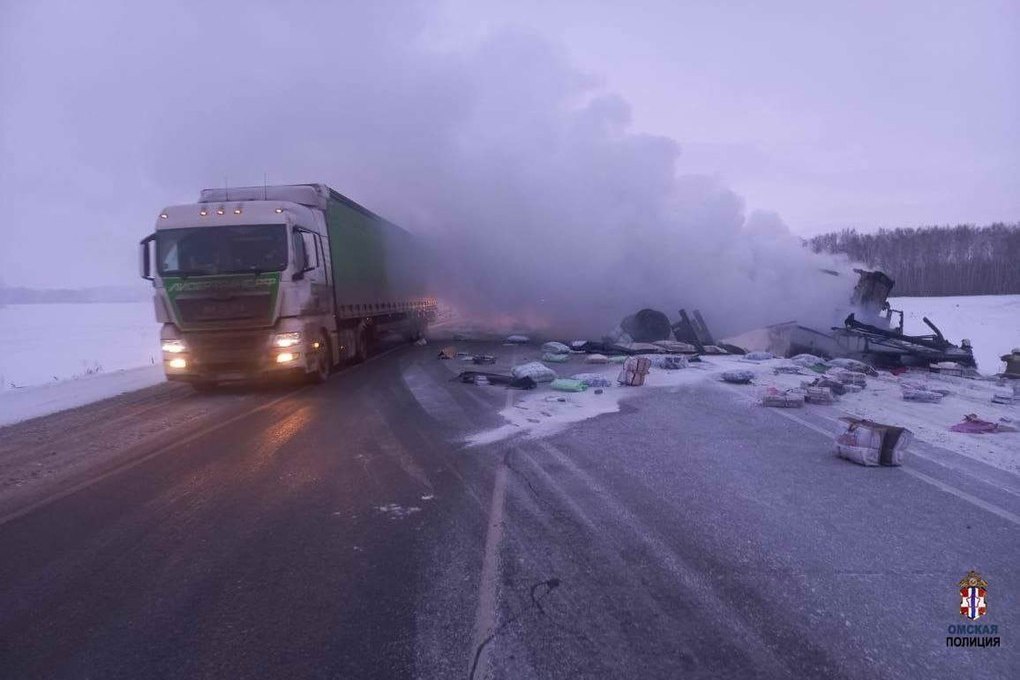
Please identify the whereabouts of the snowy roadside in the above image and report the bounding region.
[0,366,165,428]
[466,354,1019,474]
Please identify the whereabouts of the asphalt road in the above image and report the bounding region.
[0,341,1017,679]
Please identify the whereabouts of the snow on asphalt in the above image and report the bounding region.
[466,354,1019,474]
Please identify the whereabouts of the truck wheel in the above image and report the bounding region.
[308,334,331,384]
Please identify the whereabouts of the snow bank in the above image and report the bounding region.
[0,365,165,427]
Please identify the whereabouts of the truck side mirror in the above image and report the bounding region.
[139,234,156,281]
[292,229,317,280]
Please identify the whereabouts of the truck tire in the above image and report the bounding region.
[307,334,331,384]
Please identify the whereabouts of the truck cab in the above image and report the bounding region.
[141,187,338,388]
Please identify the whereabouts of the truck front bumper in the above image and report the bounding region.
[162,329,311,382]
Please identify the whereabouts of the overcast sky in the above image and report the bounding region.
[1,0,1017,290]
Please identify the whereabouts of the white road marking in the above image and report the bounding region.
[469,460,508,678]
[531,440,791,676]
[765,402,1020,527]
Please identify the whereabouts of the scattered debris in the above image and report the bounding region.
[454,371,537,389]
[744,351,775,361]
[828,368,866,387]
[772,362,804,375]
[653,340,697,353]
[542,341,571,354]
[803,377,847,396]
[722,370,754,385]
[511,362,557,383]
[618,356,652,386]
[474,375,490,386]
[791,353,826,368]
[673,309,716,352]
[950,414,1004,434]
[619,308,673,343]
[648,355,688,370]
[414,338,428,346]
[550,378,588,393]
[762,387,805,408]
[992,390,1015,405]
[472,355,496,365]
[437,346,456,360]
[827,358,878,376]
[570,373,613,388]
[376,503,422,519]
[931,361,965,377]
[805,385,836,405]
[542,353,571,363]
[585,353,609,364]
[1001,348,1020,379]
[835,417,912,466]
[902,385,943,402]
[505,335,531,344]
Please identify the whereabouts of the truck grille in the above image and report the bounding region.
[176,294,273,324]
[186,331,270,367]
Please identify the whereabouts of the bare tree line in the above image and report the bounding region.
[809,223,1020,296]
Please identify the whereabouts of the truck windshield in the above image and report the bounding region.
[156,225,288,276]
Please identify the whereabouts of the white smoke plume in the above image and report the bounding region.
[1,1,856,336]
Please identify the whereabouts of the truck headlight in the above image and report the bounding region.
[168,357,187,369]
[273,332,302,348]
[162,339,187,353]
[276,352,297,363]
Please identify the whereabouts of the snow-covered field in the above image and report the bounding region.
[0,302,158,388]
[890,294,1020,373]
[0,302,164,425]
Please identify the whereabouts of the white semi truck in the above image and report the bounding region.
[140,184,435,390]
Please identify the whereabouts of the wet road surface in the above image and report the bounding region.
[0,342,1016,678]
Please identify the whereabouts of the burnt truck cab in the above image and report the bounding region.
[141,191,335,386]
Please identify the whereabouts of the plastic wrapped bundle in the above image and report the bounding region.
[570,373,613,388]
[827,358,877,376]
[805,386,835,404]
[722,370,754,384]
[542,352,570,363]
[902,387,943,402]
[511,361,557,383]
[618,357,652,386]
[649,355,688,370]
[762,387,805,408]
[550,378,588,392]
[835,418,912,466]
[791,353,825,368]
[585,354,609,364]
[542,341,570,354]
[505,335,531,344]
[829,368,866,387]
[744,351,775,361]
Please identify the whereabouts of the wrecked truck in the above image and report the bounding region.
[729,269,976,368]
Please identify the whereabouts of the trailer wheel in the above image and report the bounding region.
[307,334,331,384]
